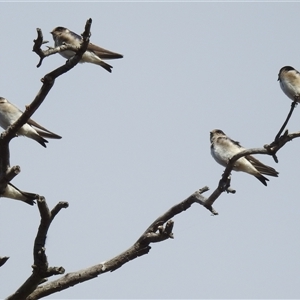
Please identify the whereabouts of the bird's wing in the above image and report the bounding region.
[27,118,62,139]
[69,30,82,40]
[87,43,123,59]
[229,137,242,148]
[245,155,279,177]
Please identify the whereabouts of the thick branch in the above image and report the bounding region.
[15,129,300,298]
[9,129,300,300]
[25,188,210,299]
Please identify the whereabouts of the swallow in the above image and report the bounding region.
[0,97,62,148]
[51,26,123,73]
[278,66,300,102]
[1,183,38,205]
[210,129,279,186]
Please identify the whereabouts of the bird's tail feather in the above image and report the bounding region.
[31,135,48,148]
[89,44,123,60]
[97,61,113,73]
[255,174,269,186]
[8,183,38,205]
[28,119,62,139]
[35,129,62,140]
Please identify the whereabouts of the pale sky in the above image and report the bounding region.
[0,2,300,299]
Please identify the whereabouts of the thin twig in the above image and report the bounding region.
[275,100,298,141]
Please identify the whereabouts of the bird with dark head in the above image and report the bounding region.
[51,26,123,73]
[278,66,300,102]
[210,129,279,186]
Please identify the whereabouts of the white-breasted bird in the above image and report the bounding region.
[51,26,123,73]
[1,183,38,205]
[278,66,300,102]
[210,129,279,186]
[0,97,62,147]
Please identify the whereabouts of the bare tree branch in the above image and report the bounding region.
[22,188,208,299]
[275,100,298,141]
[16,131,300,299]
[7,103,299,299]
[5,198,68,300]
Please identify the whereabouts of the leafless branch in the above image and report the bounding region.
[6,122,299,299]
[5,198,68,300]
[25,188,208,299]
[275,100,298,141]
[11,131,300,299]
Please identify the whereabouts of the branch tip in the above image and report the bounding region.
[226,187,236,194]
[199,186,209,194]
[275,101,297,141]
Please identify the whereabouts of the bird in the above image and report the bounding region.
[278,66,300,102]
[51,26,123,73]
[210,129,279,186]
[0,97,62,148]
[1,183,38,205]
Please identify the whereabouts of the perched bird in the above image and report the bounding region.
[278,66,300,102]
[0,97,62,148]
[1,183,38,205]
[210,129,279,186]
[51,26,123,73]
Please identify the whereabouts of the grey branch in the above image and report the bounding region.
[7,132,300,298]
[24,188,210,299]
[5,198,68,300]
[275,99,298,142]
